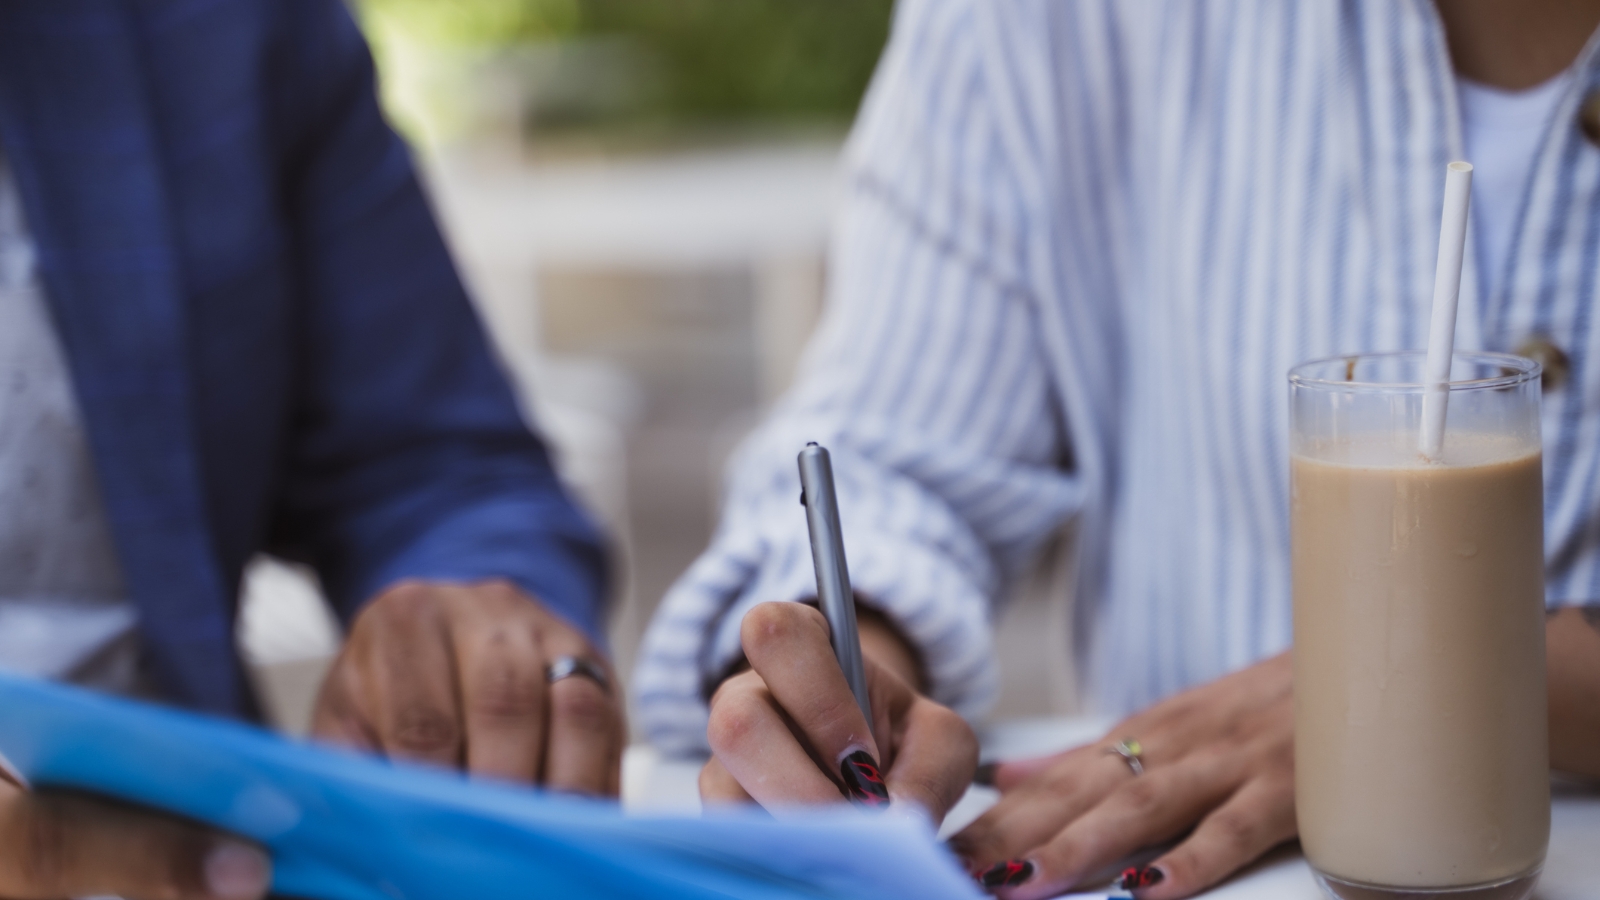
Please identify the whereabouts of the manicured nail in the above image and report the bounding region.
[973,762,999,786]
[204,840,271,900]
[1117,865,1165,891]
[840,750,890,808]
[977,858,1035,888]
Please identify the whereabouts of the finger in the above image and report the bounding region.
[740,602,884,801]
[951,746,1124,867]
[707,674,852,809]
[365,588,464,768]
[698,757,756,805]
[991,755,1239,899]
[0,785,271,900]
[883,697,978,822]
[537,610,623,796]
[1135,772,1297,899]
[309,664,379,753]
[988,753,1064,792]
[542,674,622,795]
[452,611,546,783]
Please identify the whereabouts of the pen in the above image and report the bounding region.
[797,443,876,742]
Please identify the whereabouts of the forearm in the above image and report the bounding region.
[1548,606,1600,778]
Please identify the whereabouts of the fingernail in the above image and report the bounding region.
[1117,865,1165,891]
[839,749,890,809]
[884,794,932,825]
[204,840,271,900]
[977,858,1035,888]
[973,762,999,787]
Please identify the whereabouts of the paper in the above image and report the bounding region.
[0,673,984,900]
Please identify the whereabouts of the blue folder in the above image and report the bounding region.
[0,673,982,900]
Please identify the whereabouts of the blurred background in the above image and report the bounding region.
[240,0,1079,742]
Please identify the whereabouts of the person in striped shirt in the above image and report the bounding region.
[634,0,1600,896]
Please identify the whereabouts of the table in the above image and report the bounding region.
[621,717,1600,899]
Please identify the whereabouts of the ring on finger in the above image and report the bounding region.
[546,656,612,695]
[1106,738,1145,776]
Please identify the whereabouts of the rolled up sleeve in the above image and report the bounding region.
[633,0,1080,755]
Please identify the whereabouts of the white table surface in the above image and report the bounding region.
[620,717,1600,900]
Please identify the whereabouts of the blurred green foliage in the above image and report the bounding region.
[355,0,896,134]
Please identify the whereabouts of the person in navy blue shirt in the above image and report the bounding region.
[0,2,617,897]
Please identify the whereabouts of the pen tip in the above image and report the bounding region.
[806,441,819,447]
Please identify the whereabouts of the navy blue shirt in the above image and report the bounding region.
[0,0,609,717]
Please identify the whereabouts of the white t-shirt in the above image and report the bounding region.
[1458,70,1577,302]
[0,153,139,692]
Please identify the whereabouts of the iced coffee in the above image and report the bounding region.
[1290,352,1549,900]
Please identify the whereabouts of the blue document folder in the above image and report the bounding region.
[0,672,983,900]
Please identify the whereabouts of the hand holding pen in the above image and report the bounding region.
[697,444,978,821]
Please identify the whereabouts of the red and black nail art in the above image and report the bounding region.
[840,750,890,808]
[977,859,1035,888]
[1117,865,1165,890]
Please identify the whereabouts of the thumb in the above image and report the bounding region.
[0,786,271,900]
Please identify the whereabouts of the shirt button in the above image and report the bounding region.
[1515,336,1570,392]
[1581,89,1600,147]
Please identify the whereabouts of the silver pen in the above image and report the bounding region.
[797,443,875,738]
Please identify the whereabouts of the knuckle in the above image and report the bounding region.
[551,681,616,736]
[806,692,863,738]
[482,578,524,600]
[466,634,542,723]
[740,602,824,654]
[371,581,443,624]
[1207,809,1261,855]
[706,689,765,754]
[469,673,540,724]
[390,705,461,757]
[892,768,951,809]
[472,580,532,617]
[932,713,980,771]
[1117,776,1165,816]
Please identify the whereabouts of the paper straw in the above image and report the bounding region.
[1420,161,1473,460]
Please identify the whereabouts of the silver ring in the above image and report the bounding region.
[1107,738,1145,776]
[546,656,611,695]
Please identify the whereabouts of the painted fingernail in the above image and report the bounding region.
[973,761,999,786]
[1116,865,1165,891]
[204,840,271,900]
[840,750,890,808]
[977,858,1035,888]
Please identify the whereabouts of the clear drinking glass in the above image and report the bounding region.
[1289,351,1549,900]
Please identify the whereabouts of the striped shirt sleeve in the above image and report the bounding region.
[632,0,1082,755]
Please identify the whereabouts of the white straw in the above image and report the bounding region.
[1420,161,1473,460]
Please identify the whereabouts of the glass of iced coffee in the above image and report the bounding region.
[1290,350,1549,900]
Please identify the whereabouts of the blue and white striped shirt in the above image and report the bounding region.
[633,0,1600,755]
